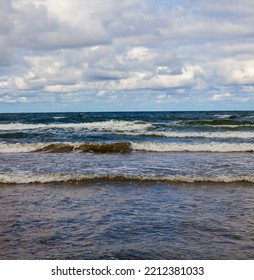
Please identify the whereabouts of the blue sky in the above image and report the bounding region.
[0,0,254,112]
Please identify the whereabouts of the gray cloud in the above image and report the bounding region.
[0,0,253,110]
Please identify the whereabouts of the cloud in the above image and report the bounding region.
[210,92,232,102]
[0,0,253,111]
[97,90,106,97]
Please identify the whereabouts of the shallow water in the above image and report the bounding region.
[1,182,254,259]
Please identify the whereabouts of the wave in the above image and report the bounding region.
[0,173,253,184]
[1,121,254,140]
[128,131,254,139]
[185,125,254,129]
[35,142,132,153]
[0,120,153,132]
[0,142,131,153]
[0,141,254,153]
[182,120,254,126]
[214,114,235,119]
[131,142,254,152]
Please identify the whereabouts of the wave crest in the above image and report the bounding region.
[0,120,153,132]
[0,142,254,153]
[132,142,254,152]
[127,131,254,139]
[35,142,132,153]
[0,173,254,184]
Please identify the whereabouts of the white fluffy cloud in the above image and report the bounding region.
[0,0,253,111]
[210,92,232,102]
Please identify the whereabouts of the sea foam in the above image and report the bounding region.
[131,142,254,152]
[0,120,153,132]
[0,173,254,184]
[0,142,254,153]
[127,131,254,139]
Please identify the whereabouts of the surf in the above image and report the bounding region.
[0,141,254,153]
[0,120,153,132]
[1,173,254,184]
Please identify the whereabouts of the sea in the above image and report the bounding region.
[0,111,254,259]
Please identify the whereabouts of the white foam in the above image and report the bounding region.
[0,143,45,153]
[0,142,84,153]
[131,142,254,152]
[214,114,233,119]
[0,120,153,132]
[1,141,254,153]
[0,173,253,184]
[192,125,254,128]
[130,131,254,139]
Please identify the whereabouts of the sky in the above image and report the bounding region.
[0,0,254,112]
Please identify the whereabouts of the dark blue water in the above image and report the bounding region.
[0,111,254,259]
[0,111,254,144]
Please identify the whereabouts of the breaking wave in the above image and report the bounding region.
[129,131,254,139]
[0,173,254,184]
[0,142,132,154]
[0,142,254,153]
[1,120,254,139]
[35,142,132,153]
[131,142,254,152]
[0,120,153,132]
[214,114,235,119]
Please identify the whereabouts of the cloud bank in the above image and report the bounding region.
[0,0,254,111]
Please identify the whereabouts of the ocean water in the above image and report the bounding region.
[0,111,254,259]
